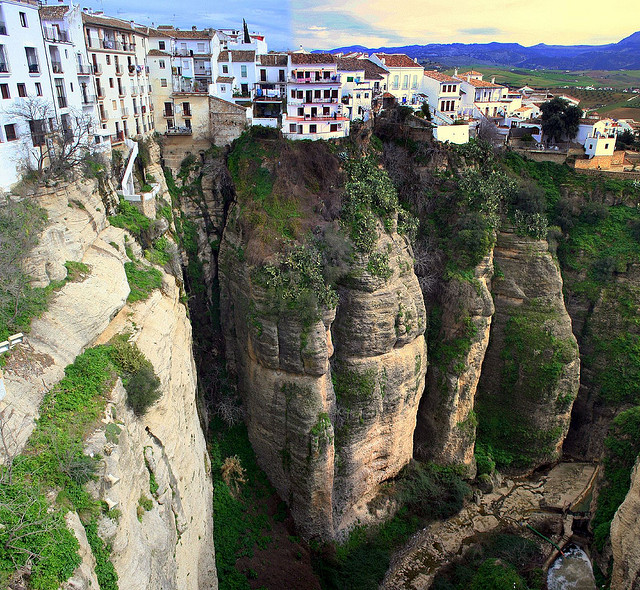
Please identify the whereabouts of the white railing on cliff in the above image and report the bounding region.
[121,138,138,197]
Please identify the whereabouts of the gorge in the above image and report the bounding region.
[1,112,640,590]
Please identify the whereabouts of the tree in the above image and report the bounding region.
[616,129,637,150]
[421,102,432,121]
[540,97,583,144]
[2,96,97,182]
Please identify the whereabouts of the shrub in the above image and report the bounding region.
[64,261,90,282]
[124,261,163,303]
[125,364,161,416]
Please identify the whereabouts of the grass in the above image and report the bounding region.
[108,198,152,244]
[124,261,163,303]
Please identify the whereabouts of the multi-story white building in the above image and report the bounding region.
[217,49,257,105]
[283,53,349,140]
[252,53,288,127]
[421,70,461,120]
[369,53,423,104]
[40,3,100,142]
[0,0,57,189]
[82,11,154,143]
[455,70,509,119]
[336,57,379,121]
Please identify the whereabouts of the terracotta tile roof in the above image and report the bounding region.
[463,78,504,88]
[361,59,388,80]
[40,5,70,19]
[460,70,482,76]
[147,28,172,38]
[258,54,288,66]
[172,29,214,39]
[147,49,170,57]
[382,92,395,98]
[290,53,335,65]
[218,51,229,62]
[374,53,422,68]
[82,12,139,33]
[336,57,366,72]
[423,70,457,83]
[216,76,234,83]
[230,50,255,62]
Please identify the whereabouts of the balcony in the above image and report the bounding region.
[123,42,136,53]
[77,63,93,75]
[101,39,122,51]
[115,64,123,75]
[110,131,125,144]
[128,64,136,76]
[290,75,339,85]
[121,107,130,117]
[57,96,67,109]
[118,87,127,97]
[28,63,40,74]
[51,61,63,74]
[0,24,6,35]
[97,88,105,99]
[149,103,154,112]
[93,64,102,75]
[100,110,109,121]
[130,86,138,96]
[166,126,192,135]
[133,107,139,116]
[0,63,8,74]
[43,27,70,43]
[182,109,192,117]
[163,108,173,117]
[81,94,96,105]
[141,105,147,114]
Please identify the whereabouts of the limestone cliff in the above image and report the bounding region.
[415,252,494,474]
[220,207,427,539]
[0,175,217,589]
[475,229,580,472]
[611,457,640,590]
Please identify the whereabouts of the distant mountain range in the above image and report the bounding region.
[325,31,640,71]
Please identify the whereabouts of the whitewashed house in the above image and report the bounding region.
[369,53,423,105]
[253,53,288,127]
[421,70,461,120]
[455,71,509,119]
[336,57,375,121]
[577,117,619,158]
[0,0,57,189]
[283,53,348,140]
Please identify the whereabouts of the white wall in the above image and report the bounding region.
[434,123,469,144]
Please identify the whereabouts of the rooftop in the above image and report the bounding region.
[258,54,288,66]
[290,53,335,65]
[147,49,170,57]
[40,5,70,19]
[423,70,457,83]
[374,53,422,68]
[82,12,142,33]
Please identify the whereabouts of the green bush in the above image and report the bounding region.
[124,261,163,303]
[469,559,528,590]
[125,364,161,416]
[108,198,152,245]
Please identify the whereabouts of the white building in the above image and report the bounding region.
[336,57,387,121]
[455,71,509,119]
[253,53,288,127]
[0,0,56,189]
[39,3,101,144]
[578,117,618,158]
[369,53,423,105]
[284,53,349,140]
[82,11,154,144]
[421,70,461,120]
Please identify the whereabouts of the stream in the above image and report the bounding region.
[547,546,597,590]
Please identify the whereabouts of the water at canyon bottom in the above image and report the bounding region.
[547,546,597,590]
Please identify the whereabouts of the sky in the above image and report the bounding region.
[73,0,638,51]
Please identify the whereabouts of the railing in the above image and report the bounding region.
[81,94,96,105]
[141,105,147,114]
[121,107,129,117]
[163,109,173,117]
[97,88,105,99]
[110,132,125,144]
[149,103,154,112]
[118,87,127,97]
[133,107,139,116]
[28,63,40,73]
[51,61,63,73]
[57,96,67,108]
[43,27,70,42]
[115,64,123,75]
[93,64,102,75]
[0,24,6,35]
[99,110,109,121]
[0,63,8,73]
[166,126,192,135]
[130,86,138,96]
[101,39,122,51]
[291,75,339,84]
[77,63,93,75]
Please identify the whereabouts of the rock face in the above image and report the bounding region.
[475,230,580,472]
[220,212,427,539]
[611,457,640,590]
[415,252,494,474]
[0,176,217,589]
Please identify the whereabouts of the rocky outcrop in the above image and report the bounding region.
[0,176,217,589]
[475,230,580,472]
[220,212,427,539]
[611,457,640,590]
[415,253,494,475]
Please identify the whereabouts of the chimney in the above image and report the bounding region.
[192,26,197,31]
[454,68,458,76]
[491,76,495,84]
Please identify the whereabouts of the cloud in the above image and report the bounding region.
[458,27,502,36]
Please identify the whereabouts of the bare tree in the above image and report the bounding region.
[3,96,97,181]
[476,116,502,146]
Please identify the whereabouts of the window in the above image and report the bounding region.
[309,124,317,133]
[106,55,110,65]
[161,78,167,87]
[159,41,165,50]
[323,106,329,115]
[19,12,27,27]
[25,47,39,73]
[35,82,42,96]
[297,107,303,116]
[197,42,205,53]
[17,83,26,97]
[364,92,369,98]
[330,123,337,132]
[356,93,360,99]
[4,123,17,141]
[291,89,295,99]
[314,89,320,98]
[289,123,296,132]
[260,69,266,81]
[159,59,165,69]
[220,85,225,92]
[392,75,399,90]
[240,65,247,78]
[112,100,117,109]
[222,65,228,74]
[109,78,114,88]
[279,69,285,82]
[182,101,191,116]
[347,76,354,82]
[54,78,66,108]
[402,75,408,89]
[29,119,46,146]
[0,83,9,99]
[0,45,8,73]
